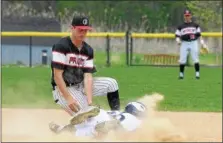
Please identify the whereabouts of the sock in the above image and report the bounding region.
[196,72,200,77]
[180,72,184,77]
[179,64,185,77]
[194,63,200,77]
[107,90,120,110]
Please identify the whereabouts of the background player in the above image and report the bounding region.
[175,9,207,79]
[49,101,146,138]
[51,15,120,125]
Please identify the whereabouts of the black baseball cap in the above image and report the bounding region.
[184,9,192,16]
[71,16,92,30]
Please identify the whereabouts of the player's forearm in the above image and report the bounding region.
[54,73,71,101]
[199,36,205,45]
[84,73,93,104]
[176,37,181,43]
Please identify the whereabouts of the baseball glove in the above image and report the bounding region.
[200,44,209,54]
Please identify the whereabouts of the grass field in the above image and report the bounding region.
[93,52,222,67]
[2,66,222,112]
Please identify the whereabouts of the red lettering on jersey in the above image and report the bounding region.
[182,28,196,34]
[69,57,77,64]
[77,58,84,66]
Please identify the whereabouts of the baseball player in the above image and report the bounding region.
[49,101,146,138]
[51,15,120,125]
[175,9,207,79]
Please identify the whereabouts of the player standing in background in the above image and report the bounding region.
[175,10,207,79]
[51,15,120,125]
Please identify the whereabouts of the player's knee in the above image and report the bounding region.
[193,59,199,64]
[106,77,119,92]
[179,60,187,64]
[179,57,187,64]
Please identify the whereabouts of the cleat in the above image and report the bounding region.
[49,122,62,134]
[70,106,100,125]
[95,118,120,135]
[196,76,200,79]
[178,76,184,80]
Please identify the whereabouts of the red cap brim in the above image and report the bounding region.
[75,26,93,30]
[184,14,191,16]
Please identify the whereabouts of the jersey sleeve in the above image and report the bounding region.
[51,44,67,70]
[195,24,201,38]
[175,26,181,37]
[83,48,97,73]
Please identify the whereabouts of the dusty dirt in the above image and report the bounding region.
[1,94,222,142]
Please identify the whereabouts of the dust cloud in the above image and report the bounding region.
[94,93,187,142]
[2,93,190,142]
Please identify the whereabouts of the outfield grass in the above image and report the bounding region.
[2,66,222,112]
[94,52,222,66]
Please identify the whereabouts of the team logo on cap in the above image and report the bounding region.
[185,10,190,14]
[83,19,88,25]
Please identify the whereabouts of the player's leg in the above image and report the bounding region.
[49,121,75,134]
[95,118,120,136]
[179,42,189,79]
[53,86,88,114]
[90,109,121,136]
[52,86,100,125]
[92,77,120,110]
[190,40,200,79]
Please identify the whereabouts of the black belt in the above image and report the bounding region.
[182,39,196,42]
[52,83,75,90]
[67,83,76,87]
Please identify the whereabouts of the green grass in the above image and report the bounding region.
[94,52,126,67]
[2,66,222,112]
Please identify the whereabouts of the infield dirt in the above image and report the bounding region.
[2,94,222,142]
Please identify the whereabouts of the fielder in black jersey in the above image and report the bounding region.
[50,16,120,125]
[51,37,96,87]
[175,10,207,79]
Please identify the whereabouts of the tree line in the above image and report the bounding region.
[2,0,222,32]
[55,1,222,32]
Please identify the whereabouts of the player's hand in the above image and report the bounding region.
[176,37,181,46]
[67,96,80,113]
[88,99,93,106]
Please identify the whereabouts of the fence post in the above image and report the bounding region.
[125,30,130,66]
[130,35,133,66]
[106,35,111,67]
[42,49,48,65]
[29,36,32,67]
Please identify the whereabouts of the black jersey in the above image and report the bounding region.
[51,36,96,88]
[175,22,201,42]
